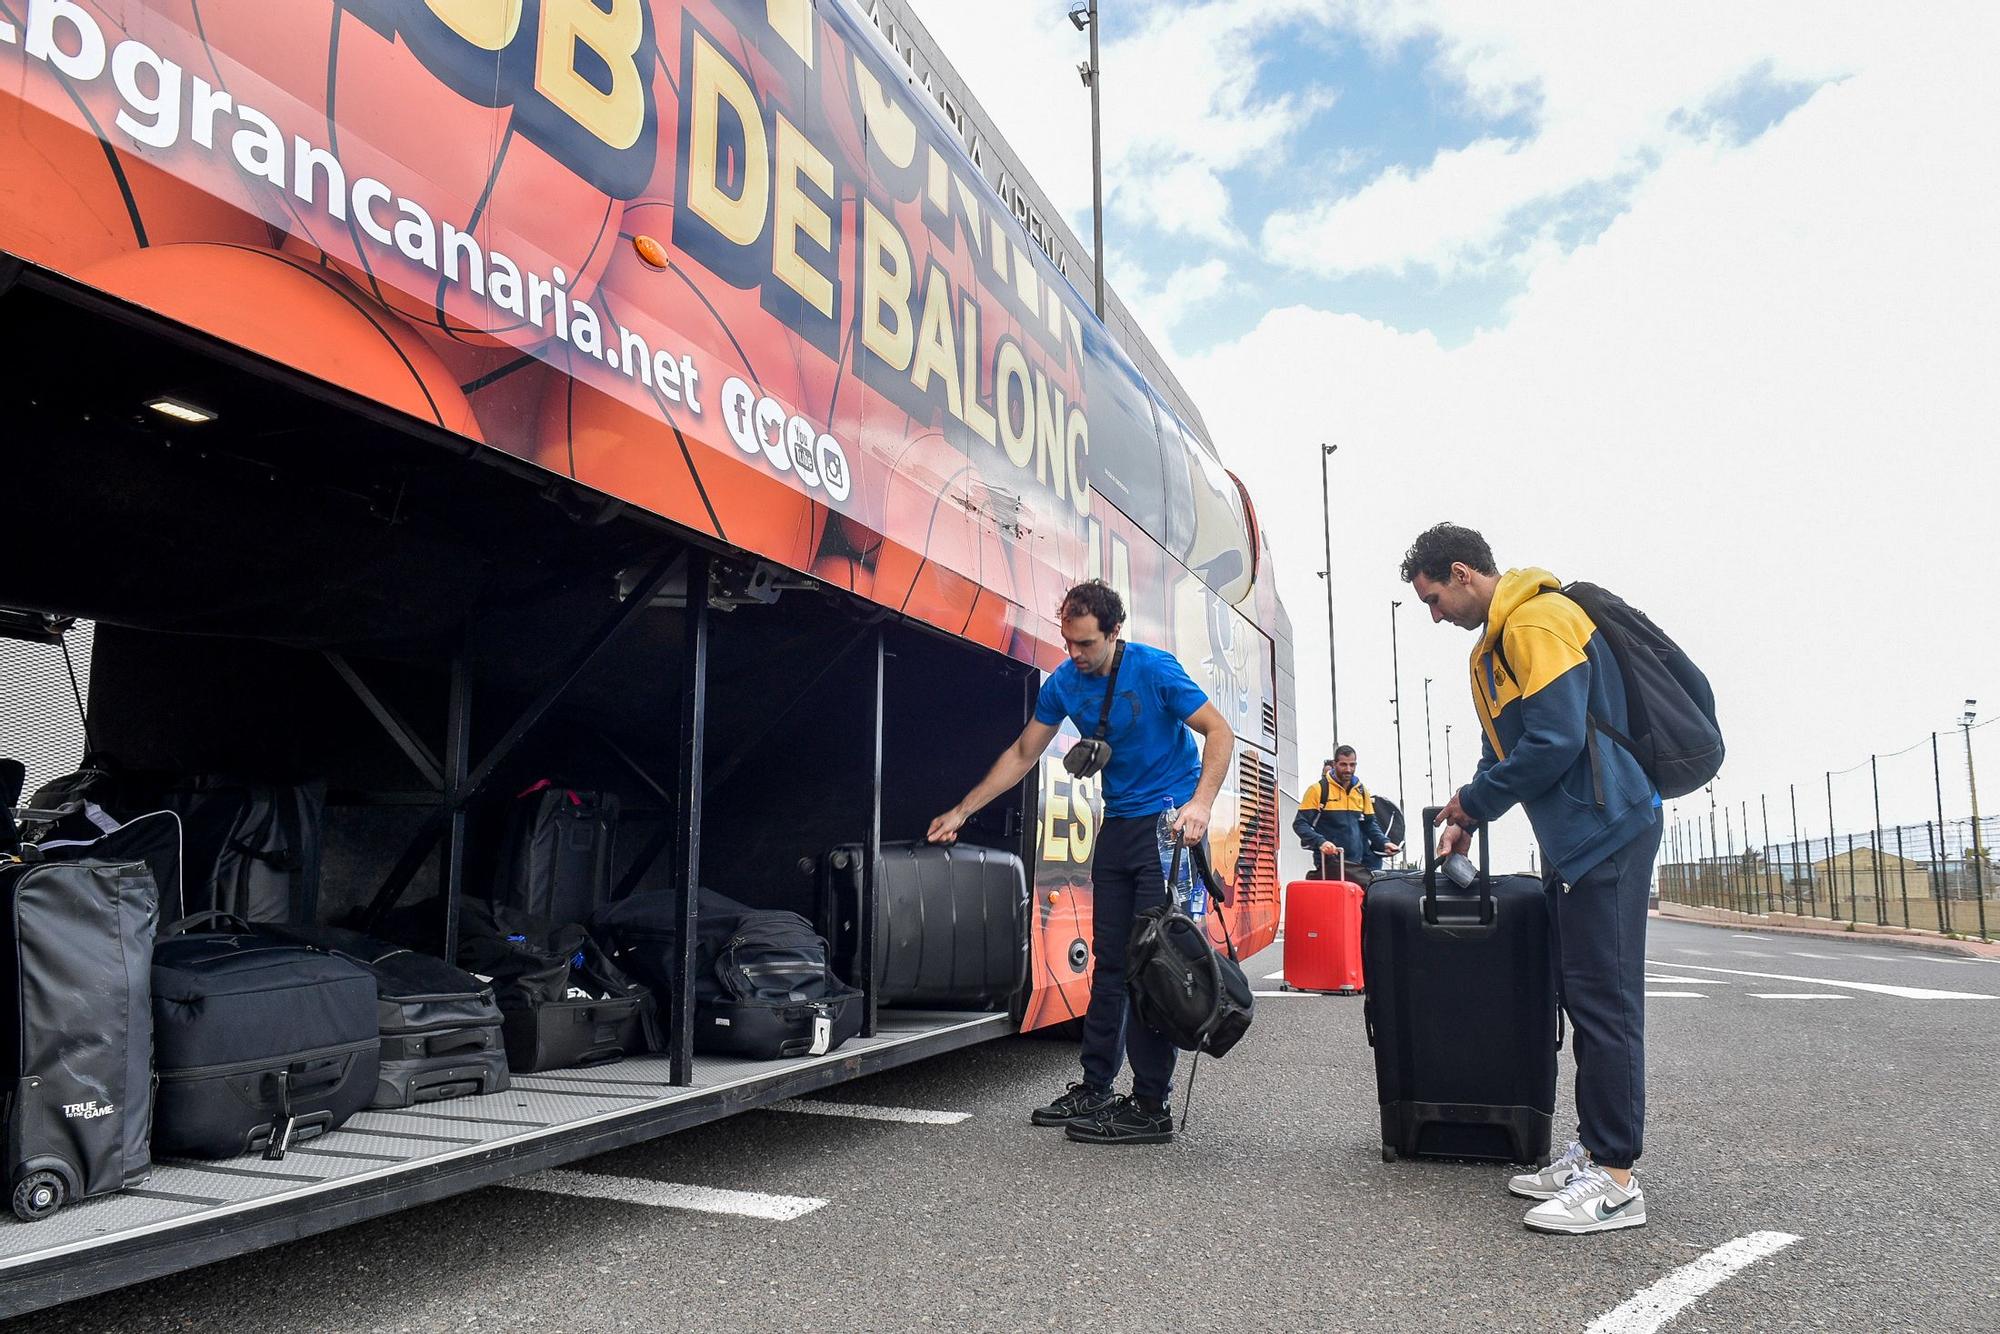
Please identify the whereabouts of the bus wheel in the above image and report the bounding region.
[12,1170,66,1221]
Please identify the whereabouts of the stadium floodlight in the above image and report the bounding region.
[1068,4,1090,31]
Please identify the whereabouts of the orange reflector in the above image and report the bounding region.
[633,234,669,269]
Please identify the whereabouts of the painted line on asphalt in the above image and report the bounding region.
[1672,948,1713,955]
[1645,991,1706,998]
[504,1170,827,1220]
[768,1099,969,1126]
[1263,970,1287,980]
[1791,952,1839,959]
[1252,988,1355,998]
[1646,975,1731,985]
[1733,950,1779,958]
[1751,993,1851,1000]
[1644,959,1995,1000]
[1731,934,1771,940]
[1585,1231,1801,1334]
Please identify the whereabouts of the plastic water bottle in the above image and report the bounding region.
[1157,800,1205,920]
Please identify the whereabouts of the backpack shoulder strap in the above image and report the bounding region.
[1090,641,1127,740]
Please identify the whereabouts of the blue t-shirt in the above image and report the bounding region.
[1035,641,1208,818]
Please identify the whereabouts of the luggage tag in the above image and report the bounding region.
[265,1070,297,1162]
[810,1009,832,1056]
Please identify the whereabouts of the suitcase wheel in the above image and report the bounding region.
[1380,1146,1397,1164]
[11,1170,67,1222]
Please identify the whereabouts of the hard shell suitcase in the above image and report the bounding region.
[820,841,1029,1010]
[457,900,655,1073]
[492,782,619,926]
[594,888,862,1059]
[258,925,509,1108]
[151,920,379,1160]
[1284,851,1364,994]
[1361,815,1558,1165]
[0,855,159,1221]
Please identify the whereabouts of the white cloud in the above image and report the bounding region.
[1115,256,1234,349]
[1264,0,1920,279]
[1189,29,2000,864]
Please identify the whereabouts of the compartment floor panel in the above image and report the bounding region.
[0,1010,1004,1270]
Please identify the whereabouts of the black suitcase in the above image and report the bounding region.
[491,782,619,925]
[167,778,325,924]
[0,854,159,1220]
[1361,816,1559,1165]
[457,901,655,1073]
[595,889,863,1060]
[258,925,509,1108]
[151,919,379,1159]
[821,841,1029,1010]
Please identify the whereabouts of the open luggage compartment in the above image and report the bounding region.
[0,269,1037,1317]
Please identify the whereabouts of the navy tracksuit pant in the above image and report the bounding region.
[1078,814,1178,1105]
[1544,814,1662,1170]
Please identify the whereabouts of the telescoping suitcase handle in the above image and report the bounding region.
[1419,807,1494,927]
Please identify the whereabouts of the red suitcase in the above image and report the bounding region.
[1283,853,1364,994]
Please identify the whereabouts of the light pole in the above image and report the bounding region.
[1068,3,1104,319]
[1422,676,1436,808]
[1318,443,1340,744]
[1965,700,1986,901]
[1390,600,1407,829]
[1444,723,1454,793]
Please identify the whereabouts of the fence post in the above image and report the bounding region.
[1724,805,1738,915]
[1933,734,1950,934]
[1928,818,1946,933]
[1846,833,1859,923]
[1790,784,1807,918]
[1894,822,1910,928]
[1825,771,1840,922]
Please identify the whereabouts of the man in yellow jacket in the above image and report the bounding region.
[1293,747,1398,876]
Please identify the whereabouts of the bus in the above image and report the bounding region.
[0,0,1298,1315]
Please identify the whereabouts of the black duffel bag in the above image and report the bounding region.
[456,900,657,1073]
[1126,843,1253,1059]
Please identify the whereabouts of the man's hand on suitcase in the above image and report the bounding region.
[1433,792,1475,857]
[926,807,966,844]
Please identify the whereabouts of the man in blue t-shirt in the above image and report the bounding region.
[928,580,1235,1145]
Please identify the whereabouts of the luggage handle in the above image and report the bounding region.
[1419,807,1493,927]
[170,909,256,937]
[425,1032,491,1058]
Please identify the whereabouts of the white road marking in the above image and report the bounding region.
[1673,948,1712,955]
[1253,988,1353,997]
[1646,975,1731,985]
[1731,934,1771,940]
[1264,970,1287,980]
[1734,950,1779,958]
[1791,952,1839,960]
[1646,991,1707,998]
[1644,959,1995,1001]
[1585,1231,1801,1334]
[1751,993,1852,1000]
[768,1099,969,1126]
[504,1170,827,1220]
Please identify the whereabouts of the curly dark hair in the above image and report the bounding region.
[1399,523,1497,585]
[1059,579,1125,634]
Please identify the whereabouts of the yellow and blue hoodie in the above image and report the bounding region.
[1460,568,1660,881]
[1294,775,1389,866]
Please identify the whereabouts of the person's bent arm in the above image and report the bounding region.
[1172,702,1235,845]
[928,719,1061,844]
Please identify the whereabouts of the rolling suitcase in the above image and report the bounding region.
[152,917,379,1160]
[594,889,863,1060]
[0,853,159,1220]
[457,900,655,1073]
[258,925,509,1108]
[1283,851,1364,994]
[491,782,619,926]
[820,841,1029,1010]
[1361,814,1558,1165]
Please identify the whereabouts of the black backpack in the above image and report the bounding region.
[1125,844,1252,1059]
[1497,582,1723,800]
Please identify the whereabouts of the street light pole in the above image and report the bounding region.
[1069,3,1104,319]
[1444,723,1454,793]
[1423,676,1436,808]
[1318,443,1340,744]
[1965,700,1986,904]
[1390,600,1407,827]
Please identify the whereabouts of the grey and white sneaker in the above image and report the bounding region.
[1509,1139,1590,1200]
[1523,1164,1646,1234]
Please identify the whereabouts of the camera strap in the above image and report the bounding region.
[1090,641,1126,740]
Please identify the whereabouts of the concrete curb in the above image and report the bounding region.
[1657,901,2000,959]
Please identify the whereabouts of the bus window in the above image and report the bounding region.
[1080,326,1166,534]
[1162,411,1254,604]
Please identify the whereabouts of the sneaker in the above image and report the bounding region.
[1509,1139,1590,1200]
[1523,1164,1646,1234]
[1030,1082,1117,1127]
[1063,1095,1174,1145]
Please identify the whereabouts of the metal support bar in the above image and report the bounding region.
[669,552,710,1087]
[863,626,885,1038]
[324,652,445,791]
[440,655,471,961]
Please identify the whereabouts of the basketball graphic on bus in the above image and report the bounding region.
[183,0,632,347]
[77,241,482,439]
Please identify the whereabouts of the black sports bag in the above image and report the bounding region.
[1125,844,1252,1058]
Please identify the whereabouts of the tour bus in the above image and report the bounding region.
[0,0,1297,1315]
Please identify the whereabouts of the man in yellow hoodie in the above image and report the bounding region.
[1401,523,1663,1235]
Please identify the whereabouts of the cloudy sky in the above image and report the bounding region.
[904,0,2000,873]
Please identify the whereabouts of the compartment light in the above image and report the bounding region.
[146,397,217,424]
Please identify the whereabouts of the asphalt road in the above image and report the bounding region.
[13,917,1998,1333]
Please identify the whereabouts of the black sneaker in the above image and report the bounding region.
[1030,1082,1117,1127]
[1064,1095,1174,1145]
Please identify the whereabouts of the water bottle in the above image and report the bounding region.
[1157,800,1205,920]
